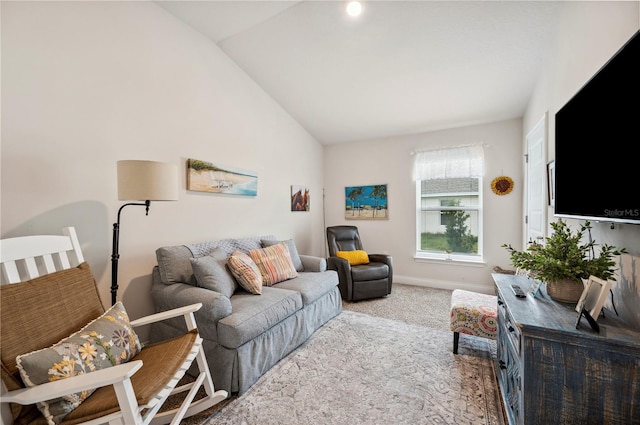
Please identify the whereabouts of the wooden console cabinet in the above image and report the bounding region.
[492,273,640,425]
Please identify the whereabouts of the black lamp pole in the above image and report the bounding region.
[110,200,151,305]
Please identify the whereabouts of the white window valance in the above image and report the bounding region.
[412,145,485,181]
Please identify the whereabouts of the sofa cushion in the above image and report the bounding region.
[274,271,339,306]
[261,239,303,272]
[249,243,298,286]
[156,245,196,285]
[189,248,237,298]
[351,262,389,281]
[227,250,263,295]
[16,302,142,425]
[217,287,302,348]
[186,236,277,257]
[157,236,278,286]
[235,236,275,253]
[185,238,238,257]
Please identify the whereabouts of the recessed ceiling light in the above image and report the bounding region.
[346,1,362,17]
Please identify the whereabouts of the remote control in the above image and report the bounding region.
[511,284,526,298]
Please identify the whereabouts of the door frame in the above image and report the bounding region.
[525,112,548,246]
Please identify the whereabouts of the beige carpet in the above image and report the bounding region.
[170,283,503,424]
[341,283,454,330]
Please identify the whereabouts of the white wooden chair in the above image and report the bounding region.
[0,227,227,425]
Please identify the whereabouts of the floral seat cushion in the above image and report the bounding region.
[450,289,497,340]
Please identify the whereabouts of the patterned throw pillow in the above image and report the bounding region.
[227,250,263,294]
[249,243,299,286]
[336,250,370,266]
[16,302,142,425]
[261,239,303,272]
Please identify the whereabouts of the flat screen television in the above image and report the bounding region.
[554,30,640,225]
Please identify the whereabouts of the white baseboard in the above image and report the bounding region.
[394,274,495,295]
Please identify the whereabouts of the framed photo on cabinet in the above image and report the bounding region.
[575,275,611,320]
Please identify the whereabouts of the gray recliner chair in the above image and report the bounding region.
[326,225,393,301]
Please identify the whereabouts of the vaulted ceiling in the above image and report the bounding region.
[156,1,564,145]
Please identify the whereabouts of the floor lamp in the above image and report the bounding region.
[111,160,178,305]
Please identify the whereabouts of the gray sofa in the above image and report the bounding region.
[149,235,342,395]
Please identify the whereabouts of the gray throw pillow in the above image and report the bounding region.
[189,248,237,298]
[261,239,303,272]
[156,245,196,285]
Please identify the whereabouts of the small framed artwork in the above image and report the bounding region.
[575,275,611,320]
[291,186,309,211]
[344,184,388,220]
[547,160,556,207]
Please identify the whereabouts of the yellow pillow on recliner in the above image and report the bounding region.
[336,250,370,266]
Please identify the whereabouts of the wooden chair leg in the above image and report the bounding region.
[453,332,459,354]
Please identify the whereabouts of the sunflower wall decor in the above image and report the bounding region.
[491,176,514,195]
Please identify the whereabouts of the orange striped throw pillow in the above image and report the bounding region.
[249,242,299,286]
[336,250,370,266]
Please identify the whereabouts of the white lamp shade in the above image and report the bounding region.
[117,160,179,201]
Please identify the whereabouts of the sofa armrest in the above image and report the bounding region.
[327,256,353,299]
[368,254,393,287]
[151,267,232,328]
[368,253,392,267]
[299,255,327,272]
[152,283,232,325]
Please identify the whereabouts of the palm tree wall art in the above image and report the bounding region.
[344,184,388,220]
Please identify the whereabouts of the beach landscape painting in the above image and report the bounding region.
[187,158,257,196]
[345,184,388,220]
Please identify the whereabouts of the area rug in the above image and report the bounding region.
[207,310,504,425]
[342,283,453,331]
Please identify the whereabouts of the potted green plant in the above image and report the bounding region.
[502,220,626,303]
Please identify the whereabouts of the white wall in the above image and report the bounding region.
[523,1,640,328]
[2,1,639,329]
[324,119,523,295]
[1,2,325,330]
[324,2,640,329]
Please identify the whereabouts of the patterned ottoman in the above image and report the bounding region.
[450,289,497,354]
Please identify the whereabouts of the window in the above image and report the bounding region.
[440,199,458,225]
[412,145,484,261]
